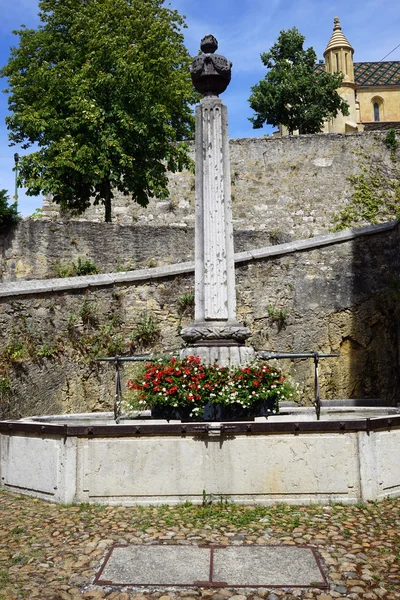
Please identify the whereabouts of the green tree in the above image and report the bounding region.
[1,0,198,222]
[0,189,19,231]
[248,27,349,135]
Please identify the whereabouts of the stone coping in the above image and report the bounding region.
[1,409,400,437]
[0,221,397,298]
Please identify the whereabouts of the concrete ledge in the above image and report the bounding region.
[234,220,398,263]
[0,221,397,298]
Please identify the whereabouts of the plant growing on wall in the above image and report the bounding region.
[130,312,161,351]
[1,0,198,222]
[332,151,400,230]
[384,128,399,156]
[248,27,349,134]
[54,257,99,278]
[177,290,195,329]
[267,304,288,331]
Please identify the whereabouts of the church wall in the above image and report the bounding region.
[358,87,400,123]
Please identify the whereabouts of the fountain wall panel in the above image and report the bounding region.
[2,414,400,505]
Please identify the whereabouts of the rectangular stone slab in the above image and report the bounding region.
[95,544,327,588]
[212,546,325,587]
[97,546,211,585]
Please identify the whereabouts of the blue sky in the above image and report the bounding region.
[0,0,399,217]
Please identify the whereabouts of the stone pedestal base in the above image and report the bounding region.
[180,344,254,367]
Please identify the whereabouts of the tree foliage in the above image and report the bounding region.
[0,189,19,230]
[1,0,198,221]
[248,27,349,135]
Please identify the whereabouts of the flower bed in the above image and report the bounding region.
[126,355,295,421]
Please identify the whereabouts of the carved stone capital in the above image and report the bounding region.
[180,324,252,345]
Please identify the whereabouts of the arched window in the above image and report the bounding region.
[372,97,384,122]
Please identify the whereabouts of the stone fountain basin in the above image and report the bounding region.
[20,405,400,425]
[1,406,400,506]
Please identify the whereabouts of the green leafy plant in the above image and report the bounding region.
[1,0,197,221]
[74,257,99,276]
[333,169,400,230]
[177,290,195,328]
[115,257,135,272]
[3,339,27,361]
[80,323,125,358]
[28,207,43,220]
[248,27,349,134]
[267,305,288,331]
[0,571,9,584]
[53,260,76,278]
[130,312,161,350]
[37,342,60,358]
[384,128,398,155]
[0,189,19,231]
[126,355,295,417]
[79,300,97,326]
[147,257,158,268]
[53,257,99,278]
[0,377,12,398]
[333,135,400,230]
[66,313,78,332]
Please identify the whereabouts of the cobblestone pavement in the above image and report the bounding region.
[0,491,399,600]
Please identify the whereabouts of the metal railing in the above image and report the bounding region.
[97,350,339,422]
[257,352,339,419]
[96,353,179,422]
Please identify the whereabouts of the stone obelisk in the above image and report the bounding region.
[180,35,253,366]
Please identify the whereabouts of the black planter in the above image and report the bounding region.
[202,399,275,421]
[151,404,194,421]
[152,399,277,422]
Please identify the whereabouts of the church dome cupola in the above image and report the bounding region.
[324,17,354,82]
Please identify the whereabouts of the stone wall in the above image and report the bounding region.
[0,221,272,282]
[42,132,400,239]
[5,131,397,283]
[1,222,399,419]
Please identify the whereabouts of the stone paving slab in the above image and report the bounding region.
[95,544,327,589]
[96,546,211,586]
[212,546,325,587]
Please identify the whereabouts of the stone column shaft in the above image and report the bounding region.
[195,97,236,323]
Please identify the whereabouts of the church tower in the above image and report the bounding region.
[323,17,361,132]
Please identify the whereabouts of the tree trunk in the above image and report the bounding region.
[104,181,112,222]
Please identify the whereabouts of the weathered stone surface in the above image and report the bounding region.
[40,132,400,239]
[0,222,400,418]
[0,220,275,282]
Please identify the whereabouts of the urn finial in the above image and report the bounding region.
[190,35,232,97]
